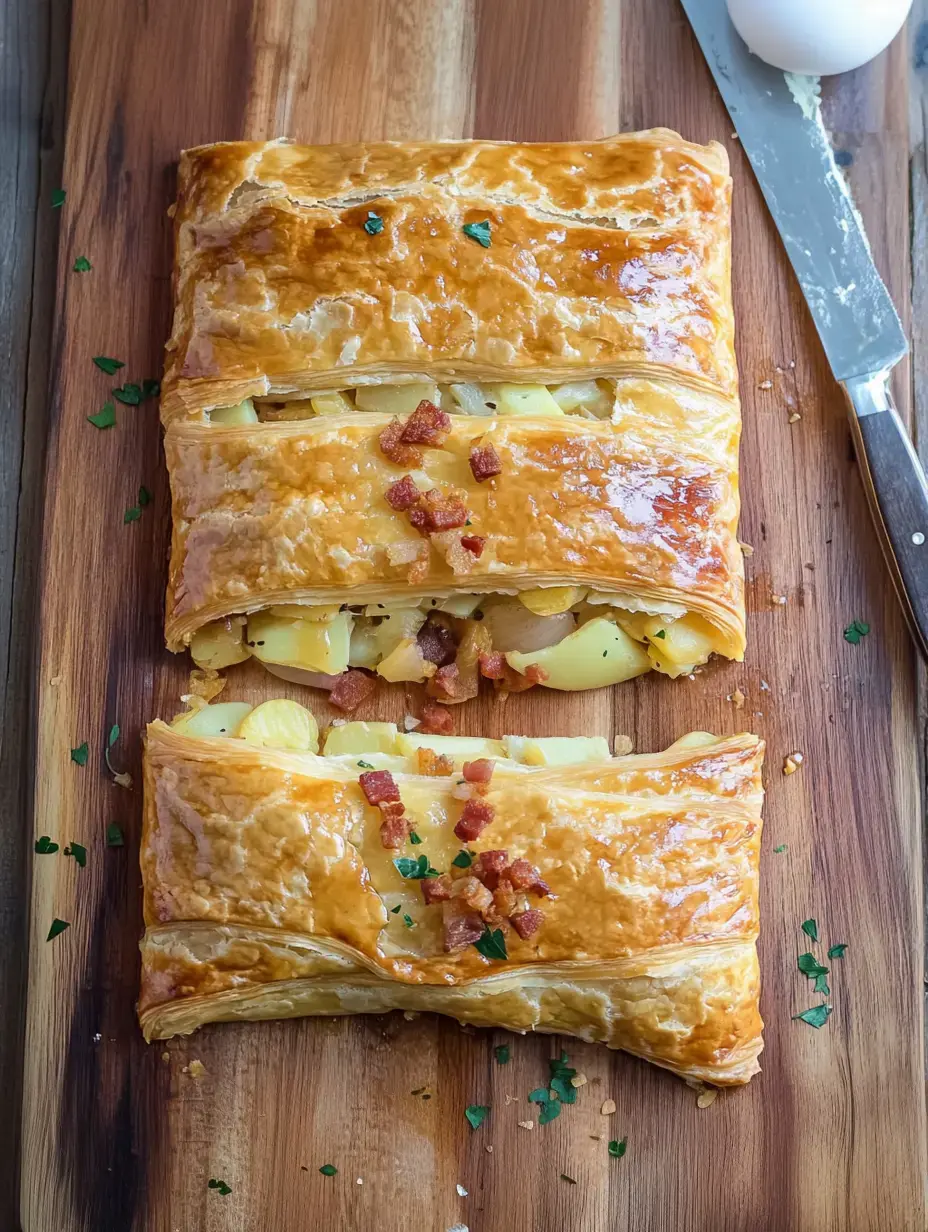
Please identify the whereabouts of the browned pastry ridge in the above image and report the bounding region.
[159,133,745,680]
[139,724,764,1086]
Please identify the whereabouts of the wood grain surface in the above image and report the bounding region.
[19,2,926,1229]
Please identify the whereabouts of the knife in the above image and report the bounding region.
[680,0,928,659]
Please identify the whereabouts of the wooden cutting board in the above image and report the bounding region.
[20,2,925,1229]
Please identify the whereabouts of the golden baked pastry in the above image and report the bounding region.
[161,134,744,700]
[139,701,764,1086]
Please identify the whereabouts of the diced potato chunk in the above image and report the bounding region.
[353,383,440,414]
[518,586,588,616]
[269,604,344,623]
[502,735,612,767]
[323,722,399,756]
[505,617,651,691]
[645,616,716,678]
[549,380,613,417]
[437,594,484,619]
[376,637,429,683]
[449,383,496,415]
[172,701,254,739]
[238,699,319,752]
[310,391,355,416]
[494,384,565,417]
[246,610,353,674]
[396,733,506,762]
[190,618,251,670]
[209,400,259,426]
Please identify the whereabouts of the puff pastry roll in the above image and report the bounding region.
[139,702,764,1086]
[161,133,745,701]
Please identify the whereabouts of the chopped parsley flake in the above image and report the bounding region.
[462,219,491,248]
[70,742,89,766]
[464,1104,489,1130]
[548,1052,577,1104]
[827,943,847,959]
[390,903,402,914]
[393,854,440,879]
[654,629,666,639]
[560,1174,577,1184]
[792,1004,832,1028]
[142,379,160,400]
[46,918,70,941]
[608,1137,628,1159]
[113,382,142,406]
[318,1164,337,1176]
[403,914,415,928]
[357,760,374,769]
[409,832,422,844]
[797,952,828,980]
[843,620,870,644]
[87,402,116,429]
[35,836,59,854]
[494,1044,510,1065]
[452,850,474,868]
[106,823,124,848]
[473,927,508,960]
[208,1179,232,1194]
[64,842,87,868]
[93,356,124,375]
[124,504,141,524]
[537,1099,560,1125]
[528,1088,548,1103]
[363,212,384,235]
[138,485,152,507]
[774,843,787,853]
[801,918,818,943]
[51,189,66,208]
[73,256,91,272]
[813,973,830,996]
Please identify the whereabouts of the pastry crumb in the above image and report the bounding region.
[771,593,787,606]
[403,1010,420,1020]
[783,752,803,775]
[570,1073,588,1088]
[613,735,633,756]
[739,541,754,557]
[357,1177,363,1185]
[161,1051,170,1063]
[49,674,62,686]
[788,412,801,423]
[760,679,770,691]
[727,687,745,709]
[186,1058,206,1079]
[518,1120,534,1130]
[601,1099,616,1115]
[404,715,421,731]
[484,1145,493,1154]
[697,1088,718,1109]
[757,379,773,390]
[456,1183,468,1196]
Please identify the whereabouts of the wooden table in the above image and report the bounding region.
[3,2,927,1229]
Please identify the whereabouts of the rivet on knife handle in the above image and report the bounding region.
[844,374,928,661]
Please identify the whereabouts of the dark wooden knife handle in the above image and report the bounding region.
[844,375,928,661]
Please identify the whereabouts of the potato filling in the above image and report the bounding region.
[189,593,721,694]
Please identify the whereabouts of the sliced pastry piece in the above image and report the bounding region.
[139,699,765,1086]
[161,133,745,703]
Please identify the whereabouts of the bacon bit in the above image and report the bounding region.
[504,858,549,896]
[419,699,455,736]
[399,400,451,446]
[524,664,549,685]
[463,758,494,785]
[511,909,544,939]
[477,651,507,680]
[454,798,495,842]
[472,849,508,890]
[328,669,377,712]
[384,474,421,511]
[421,873,452,904]
[469,444,502,482]
[359,769,401,806]
[492,885,518,918]
[427,663,462,700]
[443,909,486,952]
[452,875,494,915]
[379,417,423,467]
[379,803,411,849]
[460,534,485,558]
[417,618,458,666]
[409,488,469,535]
[416,747,455,777]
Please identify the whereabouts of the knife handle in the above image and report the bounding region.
[844,374,928,661]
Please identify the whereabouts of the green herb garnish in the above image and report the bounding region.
[64,842,87,868]
[548,1052,577,1104]
[73,256,91,272]
[208,1179,232,1194]
[363,212,384,235]
[93,356,124,375]
[142,379,160,400]
[318,1164,337,1176]
[462,219,491,248]
[792,1004,832,1028]
[537,1099,560,1125]
[403,914,415,928]
[452,850,474,868]
[70,742,89,766]
[473,927,508,960]
[560,1174,577,1184]
[774,843,787,853]
[138,486,152,507]
[390,903,402,914]
[409,832,422,844]
[358,760,374,769]
[801,918,818,943]
[51,189,66,208]
[608,1137,627,1159]
[464,1104,489,1129]
[87,402,116,429]
[813,973,830,996]
[124,504,141,524]
[393,854,440,879]
[106,823,124,848]
[46,918,70,941]
[654,629,666,639]
[843,620,870,644]
[797,952,828,980]
[494,1044,510,1065]
[35,836,59,854]
[113,382,142,406]
[827,943,847,959]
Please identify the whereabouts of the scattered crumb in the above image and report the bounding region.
[357,1178,363,1185]
[93,1033,102,1043]
[403,1010,420,1021]
[404,715,421,731]
[113,771,133,790]
[760,680,770,691]
[788,412,801,424]
[613,735,633,756]
[49,675,62,686]
[771,593,787,606]
[757,379,773,390]
[448,1225,469,1232]
[186,1059,206,1079]
[518,1120,534,1130]
[589,1133,603,1141]
[730,132,738,139]
[727,687,745,709]
[697,1088,718,1109]
[161,1051,170,1063]
[570,1073,588,1088]
[789,360,796,369]
[300,1165,308,1172]
[783,752,803,775]
[456,1184,468,1197]
[601,1099,616,1116]
[739,541,754,557]
[504,1093,516,1106]
[484,1145,493,1154]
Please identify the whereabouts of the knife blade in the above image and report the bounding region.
[681,0,928,659]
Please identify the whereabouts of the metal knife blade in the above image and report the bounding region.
[679,0,907,383]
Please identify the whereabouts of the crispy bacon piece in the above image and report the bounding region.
[417,618,458,666]
[328,670,377,712]
[454,798,495,842]
[384,474,421,511]
[451,875,494,915]
[511,908,544,940]
[469,444,502,482]
[472,849,508,890]
[400,400,451,446]
[443,909,486,952]
[421,873,452,904]
[463,758,494,785]
[504,858,550,897]
[379,417,423,467]
[427,663,467,702]
[477,651,507,680]
[419,699,455,735]
[478,655,543,695]
[409,488,469,535]
[524,664,550,685]
[379,802,412,849]
[359,769,401,806]
[460,534,485,557]
[416,747,455,777]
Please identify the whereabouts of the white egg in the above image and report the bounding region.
[727,0,912,76]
